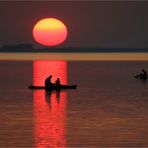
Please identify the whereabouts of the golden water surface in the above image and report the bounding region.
[0,52,148,61]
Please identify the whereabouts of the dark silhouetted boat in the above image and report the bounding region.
[29,84,77,91]
[134,74,148,80]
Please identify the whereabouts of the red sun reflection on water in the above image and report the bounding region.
[33,60,67,86]
[33,61,67,148]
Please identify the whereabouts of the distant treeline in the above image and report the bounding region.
[0,44,148,52]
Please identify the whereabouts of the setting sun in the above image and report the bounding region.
[33,18,68,46]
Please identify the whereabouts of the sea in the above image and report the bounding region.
[0,52,148,147]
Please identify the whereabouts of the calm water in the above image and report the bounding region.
[0,53,148,147]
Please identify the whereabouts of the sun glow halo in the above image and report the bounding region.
[33,18,68,46]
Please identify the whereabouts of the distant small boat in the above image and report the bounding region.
[29,84,77,91]
[134,74,148,80]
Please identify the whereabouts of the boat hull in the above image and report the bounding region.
[29,85,77,91]
[134,74,148,80]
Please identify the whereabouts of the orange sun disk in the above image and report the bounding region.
[33,18,68,46]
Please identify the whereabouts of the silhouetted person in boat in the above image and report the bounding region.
[139,69,148,79]
[55,78,61,87]
[45,75,53,89]
[142,69,147,76]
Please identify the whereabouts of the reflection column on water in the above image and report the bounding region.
[33,60,67,85]
[33,60,67,148]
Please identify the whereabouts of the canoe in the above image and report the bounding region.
[29,84,77,91]
[134,74,148,79]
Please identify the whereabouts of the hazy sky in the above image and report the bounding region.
[0,1,148,48]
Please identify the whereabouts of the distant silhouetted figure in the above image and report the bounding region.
[55,78,61,87]
[45,75,53,89]
[142,69,147,76]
